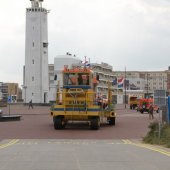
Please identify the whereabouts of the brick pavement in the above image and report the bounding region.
[0,104,159,139]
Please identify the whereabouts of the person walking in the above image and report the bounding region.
[28,99,33,109]
[149,104,154,119]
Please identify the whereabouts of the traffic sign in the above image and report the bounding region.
[154,90,166,106]
[8,96,12,103]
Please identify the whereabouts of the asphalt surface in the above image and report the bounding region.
[0,104,170,170]
[0,139,170,170]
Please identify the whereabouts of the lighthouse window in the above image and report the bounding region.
[32,76,34,81]
[43,42,48,47]
[32,59,34,64]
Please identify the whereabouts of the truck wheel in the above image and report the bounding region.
[109,117,115,126]
[53,116,65,130]
[90,117,100,130]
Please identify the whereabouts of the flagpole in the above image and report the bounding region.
[125,67,127,109]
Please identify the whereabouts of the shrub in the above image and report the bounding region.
[143,122,170,147]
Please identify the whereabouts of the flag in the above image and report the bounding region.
[83,56,88,64]
[83,56,91,66]
[112,78,117,86]
[118,76,124,88]
[86,63,91,66]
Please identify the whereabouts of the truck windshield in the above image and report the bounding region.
[64,73,90,86]
[64,73,76,85]
[78,73,89,85]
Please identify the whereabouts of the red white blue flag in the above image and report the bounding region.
[112,78,117,86]
[83,56,90,66]
[118,76,124,88]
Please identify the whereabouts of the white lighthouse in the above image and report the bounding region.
[24,0,49,104]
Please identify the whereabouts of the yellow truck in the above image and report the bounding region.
[129,96,139,109]
[50,66,116,130]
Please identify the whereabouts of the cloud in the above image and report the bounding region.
[1,0,170,85]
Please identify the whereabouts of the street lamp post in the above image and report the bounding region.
[22,85,27,105]
[163,76,167,90]
[146,72,151,98]
[146,72,148,98]
[124,67,127,109]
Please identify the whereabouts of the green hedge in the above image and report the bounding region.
[143,122,170,148]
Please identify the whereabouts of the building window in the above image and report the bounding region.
[32,76,34,81]
[32,59,34,64]
[33,42,34,47]
[43,42,48,47]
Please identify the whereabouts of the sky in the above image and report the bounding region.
[0,0,170,86]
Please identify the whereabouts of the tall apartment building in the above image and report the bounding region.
[47,60,170,103]
[91,62,114,98]
[0,82,8,106]
[114,69,169,95]
[0,82,20,105]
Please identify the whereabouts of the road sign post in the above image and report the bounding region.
[168,96,170,124]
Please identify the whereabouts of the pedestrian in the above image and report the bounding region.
[149,104,154,119]
[28,99,33,109]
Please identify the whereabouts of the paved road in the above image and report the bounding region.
[0,139,170,170]
[0,104,156,139]
[0,104,169,170]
